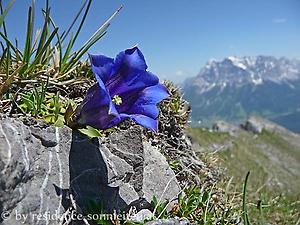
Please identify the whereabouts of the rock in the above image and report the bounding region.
[129,209,153,223]
[0,117,71,225]
[0,116,181,225]
[145,218,191,225]
[242,117,264,134]
[143,142,181,203]
[242,116,300,147]
[212,120,240,136]
[242,116,296,134]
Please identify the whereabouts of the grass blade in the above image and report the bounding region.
[60,0,89,43]
[72,0,92,46]
[0,65,22,99]
[0,31,18,55]
[80,5,122,51]
[23,5,34,65]
[61,33,75,66]
[63,31,106,72]
[31,28,41,53]
[0,0,14,29]
[61,5,122,73]
[27,27,59,74]
[0,46,7,66]
[41,12,63,66]
[35,0,50,60]
[0,0,15,65]
[60,0,92,68]
[242,171,251,225]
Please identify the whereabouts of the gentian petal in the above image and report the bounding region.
[89,54,114,83]
[113,47,148,73]
[78,47,167,132]
[135,83,170,104]
[77,80,119,129]
[112,71,160,113]
[106,113,129,128]
[107,47,157,96]
[108,70,159,97]
[126,84,170,119]
[122,114,158,132]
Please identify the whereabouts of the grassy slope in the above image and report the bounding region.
[188,127,300,224]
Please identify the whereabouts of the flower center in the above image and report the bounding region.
[112,95,122,105]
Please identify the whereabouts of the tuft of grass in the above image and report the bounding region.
[150,184,241,225]
[0,0,122,126]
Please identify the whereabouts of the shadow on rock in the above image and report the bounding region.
[68,130,128,213]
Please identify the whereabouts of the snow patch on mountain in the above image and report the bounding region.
[227,56,247,70]
[185,56,300,93]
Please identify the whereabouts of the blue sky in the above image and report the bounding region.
[3,0,300,83]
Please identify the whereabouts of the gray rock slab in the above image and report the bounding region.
[0,116,181,225]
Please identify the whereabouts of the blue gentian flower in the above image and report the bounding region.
[76,47,169,132]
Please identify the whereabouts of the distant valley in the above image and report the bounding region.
[183,56,300,133]
[188,117,300,224]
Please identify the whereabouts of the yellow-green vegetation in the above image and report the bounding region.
[187,127,230,147]
[188,127,300,224]
[150,184,242,225]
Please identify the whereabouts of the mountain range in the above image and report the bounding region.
[183,56,300,133]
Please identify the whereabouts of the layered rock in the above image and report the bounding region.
[0,116,181,225]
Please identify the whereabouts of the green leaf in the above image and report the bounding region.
[151,195,158,207]
[19,95,34,112]
[64,103,75,126]
[78,126,103,139]
[202,191,209,203]
[53,114,64,127]
[71,0,92,49]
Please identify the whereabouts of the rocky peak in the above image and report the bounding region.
[191,56,300,90]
